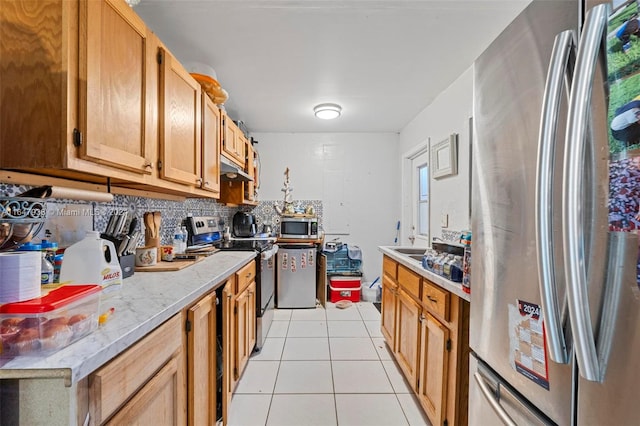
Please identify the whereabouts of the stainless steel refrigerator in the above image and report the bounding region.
[470,0,640,424]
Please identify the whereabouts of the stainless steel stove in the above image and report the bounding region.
[185,216,276,351]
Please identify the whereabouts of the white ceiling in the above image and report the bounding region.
[134,0,530,134]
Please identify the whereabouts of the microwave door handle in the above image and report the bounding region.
[536,29,575,364]
[563,2,610,383]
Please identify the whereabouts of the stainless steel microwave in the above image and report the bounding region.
[279,217,318,239]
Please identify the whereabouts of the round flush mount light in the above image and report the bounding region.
[314,103,342,120]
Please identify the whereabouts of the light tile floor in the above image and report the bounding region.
[228,302,432,426]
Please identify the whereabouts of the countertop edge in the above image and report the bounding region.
[378,246,471,303]
[0,251,256,384]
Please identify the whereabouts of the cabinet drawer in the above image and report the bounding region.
[398,265,421,299]
[422,280,450,322]
[235,260,256,294]
[90,314,183,424]
[383,256,398,280]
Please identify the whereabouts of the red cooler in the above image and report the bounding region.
[329,276,361,303]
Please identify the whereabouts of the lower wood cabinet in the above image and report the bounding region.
[395,289,421,389]
[380,274,398,346]
[89,313,186,425]
[418,312,450,425]
[187,291,218,426]
[381,255,470,426]
[234,281,256,379]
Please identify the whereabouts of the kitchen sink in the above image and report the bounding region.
[407,254,424,261]
[390,247,427,255]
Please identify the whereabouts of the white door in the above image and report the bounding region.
[411,148,430,246]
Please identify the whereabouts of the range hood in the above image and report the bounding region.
[220,156,253,182]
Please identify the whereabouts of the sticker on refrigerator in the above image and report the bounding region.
[508,300,550,390]
[281,253,288,270]
[291,256,297,273]
[308,249,314,267]
[301,252,307,269]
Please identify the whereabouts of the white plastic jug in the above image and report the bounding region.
[59,231,123,294]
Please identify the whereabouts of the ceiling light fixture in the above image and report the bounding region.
[314,103,342,120]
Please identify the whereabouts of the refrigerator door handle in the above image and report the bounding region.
[535,29,575,364]
[473,373,517,426]
[563,2,610,383]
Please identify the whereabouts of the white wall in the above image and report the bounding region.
[252,132,400,282]
[398,67,473,247]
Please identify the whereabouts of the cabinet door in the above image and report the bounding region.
[106,354,185,426]
[396,289,421,390]
[187,292,217,426]
[81,0,153,174]
[381,275,397,348]
[246,281,257,355]
[159,47,202,186]
[201,94,221,194]
[418,313,450,426]
[222,280,234,424]
[234,285,250,379]
[317,253,327,307]
[244,141,255,202]
[222,113,243,167]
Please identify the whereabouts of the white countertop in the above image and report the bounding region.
[0,251,256,385]
[378,246,470,303]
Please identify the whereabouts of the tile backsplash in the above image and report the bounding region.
[1,183,322,247]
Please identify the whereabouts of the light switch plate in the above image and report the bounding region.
[441,213,448,228]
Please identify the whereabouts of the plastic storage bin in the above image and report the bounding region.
[329,276,362,303]
[0,285,101,357]
[324,245,362,274]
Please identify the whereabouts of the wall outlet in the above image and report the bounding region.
[441,213,449,228]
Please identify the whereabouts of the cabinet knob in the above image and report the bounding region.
[196,178,203,184]
[204,181,210,186]
[427,295,438,303]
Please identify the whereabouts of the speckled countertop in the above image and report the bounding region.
[378,246,471,303]
[0,251,255,384]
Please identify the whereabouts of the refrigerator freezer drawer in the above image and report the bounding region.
[469,354,555,426]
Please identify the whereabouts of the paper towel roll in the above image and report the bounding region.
[0,251,41,303]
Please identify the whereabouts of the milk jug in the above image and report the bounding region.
[59,231,123,294]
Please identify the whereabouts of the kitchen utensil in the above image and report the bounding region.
[143,212,154,238]
[153,212,161,238]
[128,216,138,236]
[262,224,273,235]
[105,213,118,236]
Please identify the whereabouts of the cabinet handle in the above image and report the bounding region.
[419,314,426,322]
[143,160,152,169]
[427,296,438,303]
[204,181,210,186]
[196,178,203,184]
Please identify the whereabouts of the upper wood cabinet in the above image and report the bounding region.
[158,47,202,187]
[80,0,154,175]
[0,0,156,183]
[201,94,221,194]
[221,112,245,167]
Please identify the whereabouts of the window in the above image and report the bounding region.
[418,164,429,236]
